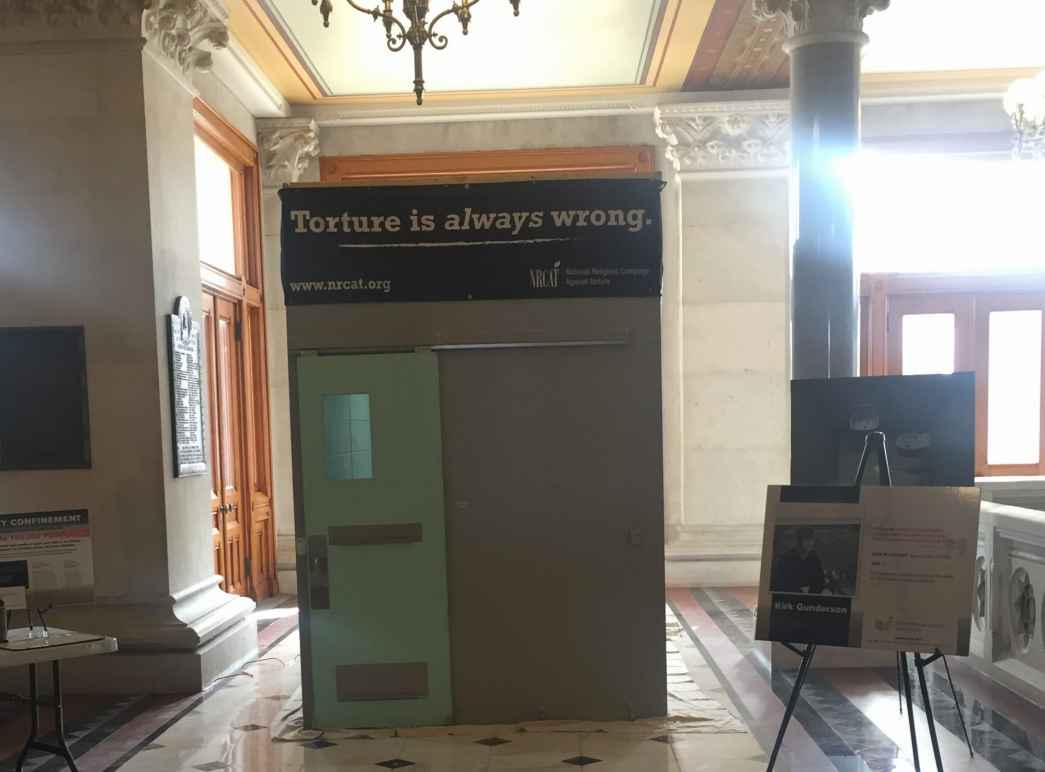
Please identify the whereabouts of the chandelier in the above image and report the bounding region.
[310,0,522,105]
[1004,71,1045,160]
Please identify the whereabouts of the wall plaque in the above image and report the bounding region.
[167,297,206,477]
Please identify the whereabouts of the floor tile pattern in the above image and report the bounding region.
[669,587,1045,772]
[5,589,1045,770]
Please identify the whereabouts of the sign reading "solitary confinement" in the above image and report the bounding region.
[279,177,662,304]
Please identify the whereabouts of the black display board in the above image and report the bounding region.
[0,327,91,470]
[167,298,206,477]
[279,177,663,304]
[790,373,975,487]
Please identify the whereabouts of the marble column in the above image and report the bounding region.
[755,0,889,378]
[654,103,792,586]
[256,118,322,596]
[0,0,256,693]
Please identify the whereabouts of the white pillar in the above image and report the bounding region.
[655,102,793,587]
[256,119,322,596]
[0,0,255,693]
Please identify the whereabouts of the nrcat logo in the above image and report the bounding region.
[529,260,561,289]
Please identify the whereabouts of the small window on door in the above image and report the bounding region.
[323,393,373,480]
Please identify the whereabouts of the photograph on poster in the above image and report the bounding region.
[0,560,28,610]
[770,523,860,597]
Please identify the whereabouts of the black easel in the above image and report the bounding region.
[766,431,973,771]
[856,432,974,764]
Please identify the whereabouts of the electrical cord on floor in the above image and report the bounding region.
[210,671,256,683]
[271,729,324,744]
[242,657,286,668]
[281,705,303,721]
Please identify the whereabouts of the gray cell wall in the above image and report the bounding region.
[286,298,666,722]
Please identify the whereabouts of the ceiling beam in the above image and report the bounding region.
[648,0,717,91]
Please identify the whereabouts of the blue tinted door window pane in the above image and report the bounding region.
[323,393,373,480]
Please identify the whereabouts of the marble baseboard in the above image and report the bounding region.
[276,567,298,596]
[666,557,761,587]
[0,616,258,694]
[0,576,260,694]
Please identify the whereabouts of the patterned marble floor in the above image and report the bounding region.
[2,591,1044,771]
[109,606,762,772]
[0,602,763,771]
[668,587,1045,772]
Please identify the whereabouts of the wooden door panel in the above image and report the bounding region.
[197,100,278,602]
[214,296,246,596]
[250,496,275,600]
[241,305,275,599]
[200,292,227,587]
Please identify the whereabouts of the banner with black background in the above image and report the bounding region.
[279,178,662,304]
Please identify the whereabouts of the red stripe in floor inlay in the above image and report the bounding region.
[259,612,299,652]
[668,588,834,772]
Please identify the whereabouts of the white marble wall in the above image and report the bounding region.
[0,11,256,692]
[0,38,168,602]
[667,173,792,586]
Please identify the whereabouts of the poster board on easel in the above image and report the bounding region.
[755,484,980,654]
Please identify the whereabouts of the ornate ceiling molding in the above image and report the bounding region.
[258,119,321,187]
[142,0,228,74]
[752,0,888,44]
[0,0,145,36]
[654,101,790,173]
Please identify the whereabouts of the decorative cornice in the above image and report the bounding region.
[753,0,888,45]
[654,102,790,173]
[0,0,145,37]
[142,0,228,74]
[258,119,321,186]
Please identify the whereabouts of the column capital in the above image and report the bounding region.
[0,0,146,42]
[753,0,888,48]
[654,101,790,174]
[142,0,229,75]
[258,118,321,187]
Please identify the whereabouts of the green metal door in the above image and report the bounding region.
[295,351,452,728]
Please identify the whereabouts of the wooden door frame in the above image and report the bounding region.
[319,145,657,184]
[194,98,277,599]
[860,272,1045,477]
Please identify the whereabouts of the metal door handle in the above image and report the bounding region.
[218,504,228,514]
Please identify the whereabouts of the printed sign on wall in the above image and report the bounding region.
[755,486,981,655]
[0,509,94,606]
[279,178,663,304]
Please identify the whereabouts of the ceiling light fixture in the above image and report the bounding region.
[310,0,522,105]
[1004,72,1045,160]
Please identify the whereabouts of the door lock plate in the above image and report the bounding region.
[307,534,330,610]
